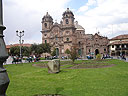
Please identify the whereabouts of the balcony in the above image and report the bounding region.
[115,48,121,50]
[116,47,128,50]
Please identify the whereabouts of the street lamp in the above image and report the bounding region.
[0,0,10,95]
[16,30,24,58]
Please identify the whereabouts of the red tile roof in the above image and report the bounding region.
[109,41,128,45]
[110,34,128,40]
[6,44,31,49]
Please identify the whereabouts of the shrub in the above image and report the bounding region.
[96,54,101,60]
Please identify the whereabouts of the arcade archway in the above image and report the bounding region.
[95,49,99,55]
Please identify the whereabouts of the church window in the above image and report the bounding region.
[112,45,114,48]
[66,19,69,24]
[44,23,47,28]
[56,36,58,40]
[104,48,106,52]
[78,41,81,47]
[89,49,90,52]
[67,38,69,41]
[45,40,47,44]
[44,34,47,36]
[66,31,69,35]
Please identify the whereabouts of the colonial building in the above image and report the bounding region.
[41,8,109,58]
[108,34,128,57]
[86,33,109,57]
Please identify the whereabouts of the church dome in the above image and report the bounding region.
[75,21,85,31]
[62,8,74,17]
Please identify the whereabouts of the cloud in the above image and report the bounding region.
[3,0,128,45]
[76,0,128,38]
[3,0,71,44]
[78,0,96,12]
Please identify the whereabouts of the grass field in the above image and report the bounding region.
[5,59,128,96]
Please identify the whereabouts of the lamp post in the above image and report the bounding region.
[16,30,24,58]
[0,0,10,95]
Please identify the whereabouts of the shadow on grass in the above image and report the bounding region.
[34,87,64,96]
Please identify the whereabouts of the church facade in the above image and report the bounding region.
[41,8,109,58]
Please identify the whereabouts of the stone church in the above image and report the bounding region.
[41,8,109,58]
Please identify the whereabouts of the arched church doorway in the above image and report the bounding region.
[56,48,59,57]
[95,49,99,55]
[78,49,82,56]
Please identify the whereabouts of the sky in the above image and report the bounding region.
[3,0,128,45]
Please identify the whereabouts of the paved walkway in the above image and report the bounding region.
[3,56,128,65]
[3,56,26,65]
[113,56,128,62]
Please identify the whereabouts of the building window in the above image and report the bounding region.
[126,44,128,48]
[104,48,106,52]
[122,44,124,48]
[62,49,64,53]
[112,45,114,48]
[67,38,69,41]
[44,34,47,36]
[116,45,119,48]
[66,31,69,35]
[66,19,69,24]
[55,36,58,40]
[78,41,81,47]
[89,49,90,52]
[44,23,47,28]
[45,40,47,44]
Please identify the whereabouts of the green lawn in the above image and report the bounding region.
[5,59,128,96]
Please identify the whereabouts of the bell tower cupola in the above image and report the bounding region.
[62,8,75,26]
[42,12,53,31]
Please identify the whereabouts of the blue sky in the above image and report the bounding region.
[68,0,88,9]
[3,0,128,45]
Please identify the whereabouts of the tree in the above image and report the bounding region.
[42,43,51,53]
[69,46,78,63]
[65,48,71,59]
[10,46,20,56]
[9,46,31,57]
[96,54,102,60]
[22,46,31,57]
[65,48,70,54]
[9,43,51,57]
[51,48,56,56]
[30,43,51,56]
[30,43,38,54]
[30,43,43,56]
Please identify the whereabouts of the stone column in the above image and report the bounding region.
[0,0,10,96]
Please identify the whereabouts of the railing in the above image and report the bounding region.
[116,48,128,50]
[115,48,121,50]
